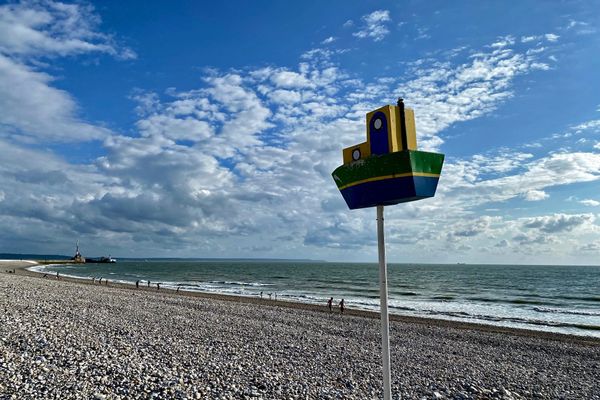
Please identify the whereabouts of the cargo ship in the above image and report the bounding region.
[85,256,117,264]
[71,241,116,263]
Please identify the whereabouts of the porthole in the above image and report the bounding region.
[373,118,382,130]
[352,148,361,161]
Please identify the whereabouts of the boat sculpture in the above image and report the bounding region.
[332,99,444,209]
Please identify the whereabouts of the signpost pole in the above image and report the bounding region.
[377,205,392,400]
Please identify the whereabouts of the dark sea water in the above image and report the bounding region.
[31,261,600,337]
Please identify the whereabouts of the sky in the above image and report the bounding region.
[1,0,600,264]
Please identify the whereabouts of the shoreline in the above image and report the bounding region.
[5,260,600,346]
[2,260,600,398]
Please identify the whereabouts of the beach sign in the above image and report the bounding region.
[331,99,444,400]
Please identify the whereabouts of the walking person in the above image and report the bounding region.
[156,282,160,290]
[327,297,333,312]
[56,271,60,280]
[135,280,139,289]
[147,281,151,288]
[339,298,345,315]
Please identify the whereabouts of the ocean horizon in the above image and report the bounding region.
[29,261,600,338]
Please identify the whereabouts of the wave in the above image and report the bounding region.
[23,263,600,336]
[554,295,600,303]
[401,308,600,332]
[207,280,274,287]
[508,299,548,306]
[467,296,556,307]
[396,291,418,296]
[432,295,455,300]
[533,307,600,317]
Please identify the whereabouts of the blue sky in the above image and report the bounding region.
[1,0,600,264]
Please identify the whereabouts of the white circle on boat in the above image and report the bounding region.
[374,118,382,130]
[352,149,361,161]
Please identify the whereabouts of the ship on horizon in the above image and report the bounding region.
[71,241,116,264]
[85,256,117,264]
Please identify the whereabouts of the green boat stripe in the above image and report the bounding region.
[332,150,444,189]
[338,172,440,190]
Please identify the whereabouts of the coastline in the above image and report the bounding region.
[7,260,600,345]
[2,260,600,398]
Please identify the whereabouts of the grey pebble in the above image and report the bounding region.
[0,273,599,399]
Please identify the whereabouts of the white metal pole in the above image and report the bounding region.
[377,205,392,400]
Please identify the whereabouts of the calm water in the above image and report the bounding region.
[31,261,600,337]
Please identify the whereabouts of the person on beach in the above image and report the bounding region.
[147,281,151,288]
[56,272,59,280]
[92,277,96,283]
[98,277,102,284]
[327,297,333,312]
[268,293,272,300]
[260,291,263,299]
[156,283,160,290]
[105,279,108,286]
[135,280,139,289]
[339,299,345,314]
[177,285,180,293]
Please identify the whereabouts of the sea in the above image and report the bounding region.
[30,261,600,338]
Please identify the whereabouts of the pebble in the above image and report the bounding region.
[0,272,599,399]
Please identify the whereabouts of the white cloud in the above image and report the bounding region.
[566,20,595,35]
[519,33,559,45]
[580,199,600,207]
[396,44,552,150]
[3,8,598,262]
[136,114,213,142]
[491,35,515,48]
[521,36,537,43]
[523,213,595,233]
[270,70,312,89]
[321,36,335,44]
[571,119,600,133]
[0,1,132,143]
[268,89,302,104]
[415,26,430,40]
[0,50,111,142]
[352,10,391,42]
[0,1,134,59]
[448,216,497,238]
[447,152,600,207]
[523,190,549,201]
[579,242,600,252]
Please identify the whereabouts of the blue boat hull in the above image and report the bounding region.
[340,175,440,210]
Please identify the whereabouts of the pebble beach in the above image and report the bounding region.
[1,262,599,399]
